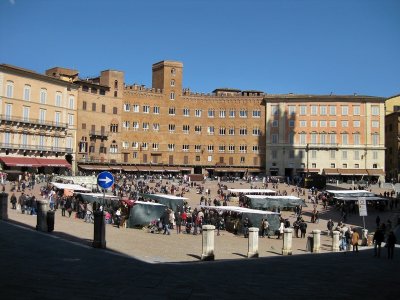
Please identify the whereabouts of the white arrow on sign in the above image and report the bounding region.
[98,177,112,184]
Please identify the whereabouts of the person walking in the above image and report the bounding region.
[300,219,307,238]
[373,228,385,257]
[351,229,360,252]
[10,193,17,209]
[386,231,397,259]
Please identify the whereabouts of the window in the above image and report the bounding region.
[371,106,379,116]
[239,145,247,153]
[123,104,130,112]
[329,105,336,115]
[353,120,360,127]
[110,123,119,133]
[195,125,202,134]
[311,133,318,144]
[300,120,307,127]
[132,142,139,149]
[195,109,202,117]
[219,145,225,153]
[110,143,118,154]
[24,85,31,101]
[55,92,62,106]
[100,89,105,95]
[373,150,378,160]
[207,126,214,135]
[299,133,306,145]
[320,106,327,115]
[288,106,296,116]
[342,151,347,159]
[253,145,259,153]
[69,96,75,109]
[311,150,317,159]
[153,106,160,114]
[208,109,215,118]
[289,120,295,127]
[92,103,96,111]
[82,101,87,110]
[271,150,277,159]
[171,68,176,75]
[219,127,226,135]
[272,120,278,127]
[207,145,214,152]
[55,111,61,125]
[320,133,327,144]
[341,106,349,116]
[342,133,348,145]
[353,106,360,115]
[102,104,106,113]
[329,121,336,127]
[40,88,47,104]
[153,123,160,131]
[239,127,247,135]
[142,122,149,131]
[330,163,336,168]
[271,134,278,144]
[252,109,261,118]
[330,150,336,159]
[22,106,29,122]
[152,143,159,151]
[6,81,14,98]
[228,127,235,135]
[271,105,279,116]
[353,133,360,145]
[133,122,139,131]
[143,105,150,113]
[183,124,190,134]
[372,121,379,128]
[170,79,175,87]
[341,120,348,128]
[195,145,201,152]
[311,105,318,115]
[229,109,236,118]
[311,121,317,127]
[141,142,148,150]
[169,107,176,115]
[113,107,118,114]
[133,104,139,112]
[183,108,190,116]
[299,105,307,115]
[122,121,130,129]
[329,133,336,144]
[239,109,247,118]
[219,109,226,118]
[168,144,175,151]
[82,123,86,130]
[39,109,46,124]
[253,127,261,136]
[82,85,89,92]
[320,121,327,127]
[122,141,129,149]
[170,92,175,100]
[372,133,379,146]
[354,150,360,160]
[228,145,235,153]
[168,124,175,133]
[68,114,74,126]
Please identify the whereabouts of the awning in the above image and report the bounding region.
[367,169,385,176]
[179,167,192,171]
[0,156,41,167]
[78,165,110,171]
[296,168,320,173]
[136,166,151,172]
[338,168,368,176]
[109,165,122,171]
[215,168,229,172]
[36,158,71,168]
[247,168,263,172]
[164,166,180,172]
[323,168,340,175]
[150,166,164,172]
[123,166,138,172]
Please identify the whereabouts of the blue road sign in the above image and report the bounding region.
[97,171,114,189]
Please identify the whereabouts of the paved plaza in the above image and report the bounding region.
[1,178,399,298]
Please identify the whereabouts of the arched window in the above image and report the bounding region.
[6,81,14,98]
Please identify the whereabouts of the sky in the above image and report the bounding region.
[0,0,399,97]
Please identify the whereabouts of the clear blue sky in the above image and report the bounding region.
[1,0,399,97]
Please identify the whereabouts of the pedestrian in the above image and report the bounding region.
[373,228,385,257]
[351,228,360,252]
[277,220,284,239]
[386,231,397,259]
[327,219,334,237]
[10,193,17,209]
[300,219,307,238]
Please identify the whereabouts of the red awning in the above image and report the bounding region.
[0,156,41,167]
[36,158,71,168]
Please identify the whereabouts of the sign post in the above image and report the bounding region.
[97,171,115,205]
[358,197,367,229]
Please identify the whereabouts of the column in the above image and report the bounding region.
[362,229,368,246]
[312,230,321,253]
[282,228,293,255]
[0,192,8,220]
[93,210,106,248]
[201,225,215,261]
[247,227,259,258]
[36,200,49,232]
[332,231,340,252]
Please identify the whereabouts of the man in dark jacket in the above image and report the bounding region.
[300,220,307,238]
[373,228,385,257]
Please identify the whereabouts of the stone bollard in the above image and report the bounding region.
[201,225,215,261]
[282,228,293,255]
[332,231,340,252]
[36,200,49,232]
[362,229,368,246]
[312,230,321,253]
[0,192,9,220]
[93,210,106,248]
[248,227,259,258]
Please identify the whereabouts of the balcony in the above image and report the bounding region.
[0,143,73,154]
[89,130,109,139]
[0,114,68,129]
